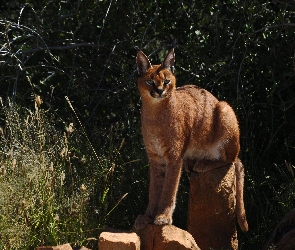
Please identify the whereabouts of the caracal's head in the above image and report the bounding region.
[136,49,176,100]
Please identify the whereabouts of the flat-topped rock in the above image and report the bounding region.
[135,224,200,250]
[99,231,140,250]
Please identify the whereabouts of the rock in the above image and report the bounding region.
[35,243,73,250]
[263,208,295,250]
[136,224,200,250]
[99,231,140,250]
[73,247,91,250]
[36,244,91,250]
[188,163,238,250]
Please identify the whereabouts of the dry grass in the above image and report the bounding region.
[0,96,112,249]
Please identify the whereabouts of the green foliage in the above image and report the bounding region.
[1,0,295,249]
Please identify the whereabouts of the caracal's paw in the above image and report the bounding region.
[154,214,172,226]
[133,214,153,231]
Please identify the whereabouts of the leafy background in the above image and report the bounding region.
[0,0,294,249]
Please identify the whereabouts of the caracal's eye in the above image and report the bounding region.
[146,80,155,86]
[163,79,171,85]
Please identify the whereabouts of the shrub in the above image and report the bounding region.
[0,96,112,249]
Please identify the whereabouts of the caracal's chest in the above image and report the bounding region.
[140,99,187,160]
[141,116,176,159]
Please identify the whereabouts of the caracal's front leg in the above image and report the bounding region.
[134,158,165,230]
[154,158,183,226]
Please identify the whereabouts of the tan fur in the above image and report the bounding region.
[134,49,248,232]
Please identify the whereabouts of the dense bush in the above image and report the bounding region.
[1,0,295,249]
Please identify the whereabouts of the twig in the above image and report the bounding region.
[104,193,128,218]
[13,43,102,55]
[98,0,115,43]
[254,23,295,34]
[65,96,102,166]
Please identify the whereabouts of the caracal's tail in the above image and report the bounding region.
[235,159,249,232]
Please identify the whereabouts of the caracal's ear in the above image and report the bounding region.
[136,51,152,76]
[162,48,175,73]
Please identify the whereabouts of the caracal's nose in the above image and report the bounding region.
[156,88,164,96]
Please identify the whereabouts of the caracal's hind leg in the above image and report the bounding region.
[192,159,232,172]
[192,101,240,173]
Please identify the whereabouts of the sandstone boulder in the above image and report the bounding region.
[73,247,91,250]
[35,244,73,250]
[99,231,140,250]
[136,224,200,250]
[188,163,238,250]
[36,244,90,250]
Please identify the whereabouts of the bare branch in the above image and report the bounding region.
[254,23,295,34]
[14,43,103,55]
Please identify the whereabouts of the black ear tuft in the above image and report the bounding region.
[162,48,175,72]
[136,51,152,76]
